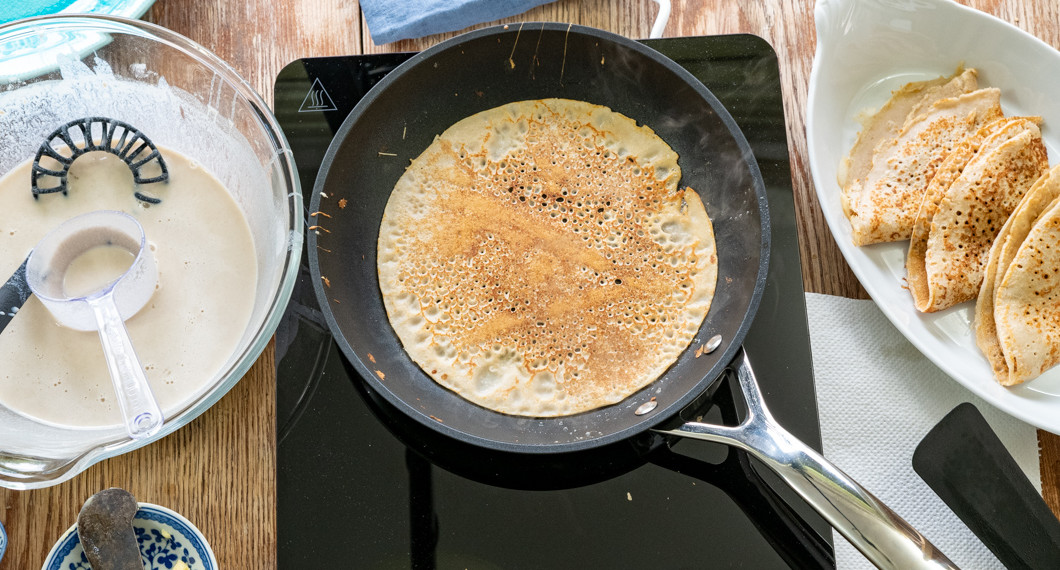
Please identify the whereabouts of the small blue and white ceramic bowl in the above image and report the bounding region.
[42,503,217,570]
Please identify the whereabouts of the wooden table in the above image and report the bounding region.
[2,0,1058,567]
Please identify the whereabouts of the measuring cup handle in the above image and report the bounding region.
[88,294,163,439]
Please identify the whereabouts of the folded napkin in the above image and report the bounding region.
[805,293,1041,569]
[361,0,556,45]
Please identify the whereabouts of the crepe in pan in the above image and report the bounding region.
[839,68,978,218]
[377,99,718,417]
[846,87,1003,246]
[907,116,1048,312]
[976,165,1060,385]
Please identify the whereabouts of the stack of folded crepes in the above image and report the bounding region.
[976,165,1060,386]
[840,67,1059,385]
[907,116,1048,312]
[842,68,1004,246]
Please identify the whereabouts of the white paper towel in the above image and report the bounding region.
[805,293,1041,570]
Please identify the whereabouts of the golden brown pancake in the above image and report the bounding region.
[840,68,978,218]
[906,116,1048,312]
[377,99,717,417]
[846,87,1003,245]
[977,165,1060,385]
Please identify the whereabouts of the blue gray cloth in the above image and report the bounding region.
[361,0,556,45]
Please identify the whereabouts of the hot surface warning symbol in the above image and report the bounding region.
[299,78,337,112]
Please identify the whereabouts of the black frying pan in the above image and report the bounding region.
[308,23,954,569]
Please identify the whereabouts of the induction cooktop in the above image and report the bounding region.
[273,33,833,569]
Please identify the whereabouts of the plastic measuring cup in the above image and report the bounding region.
[25,210,162,439]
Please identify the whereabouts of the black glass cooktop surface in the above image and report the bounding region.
[274,34,834,569]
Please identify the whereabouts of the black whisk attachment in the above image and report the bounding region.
[31,117,169,204]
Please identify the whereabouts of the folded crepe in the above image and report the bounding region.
[907,116,1048,312]
[846,87,1003,245]
[840,68,979,218]
[976,165,1060,385]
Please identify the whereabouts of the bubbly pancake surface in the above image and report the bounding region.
[377,99,717,417]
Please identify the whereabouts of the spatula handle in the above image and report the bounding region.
[0,258,31,336]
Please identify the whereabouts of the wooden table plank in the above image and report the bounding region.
[145,0,365,108]
[2,1,1059,568]
[0,348,276,570]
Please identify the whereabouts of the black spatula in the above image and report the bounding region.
[913,402,1060,570]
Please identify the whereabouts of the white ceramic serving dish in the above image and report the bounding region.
[42,502,217,570]
[807,0,1060,433]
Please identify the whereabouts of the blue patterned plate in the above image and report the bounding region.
[41,503,217,570]
[0,517,7,564]
[0,1,157,82]
[0,0,156,25]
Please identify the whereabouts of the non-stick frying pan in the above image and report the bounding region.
[308,23,955,569]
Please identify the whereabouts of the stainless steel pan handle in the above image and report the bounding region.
[654,349,957,570]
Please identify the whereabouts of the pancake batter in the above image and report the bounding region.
[0,148,256,428]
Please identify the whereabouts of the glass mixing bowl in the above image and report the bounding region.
[0,15,302,488]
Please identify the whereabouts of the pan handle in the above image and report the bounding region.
[653,349,958,570]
